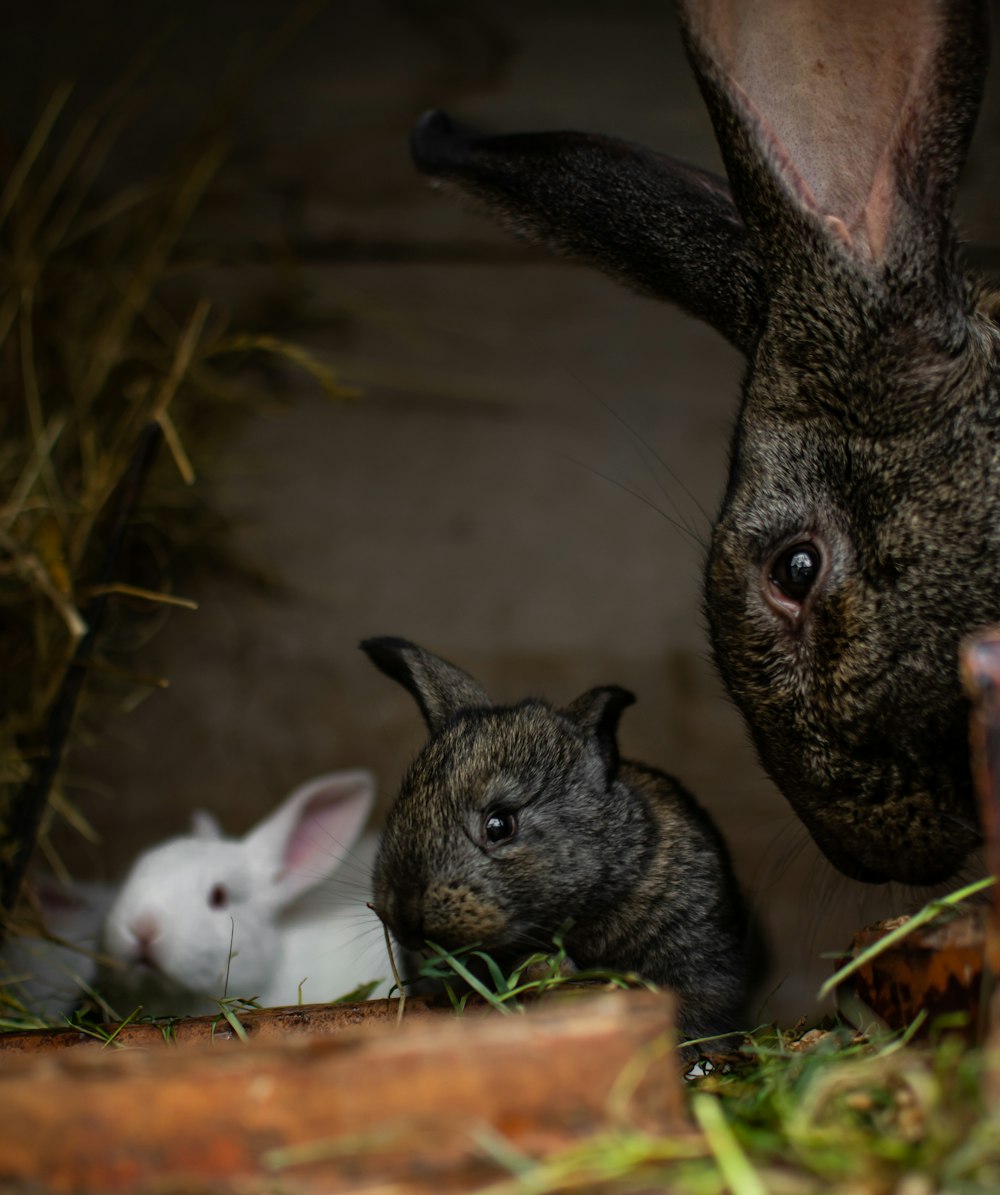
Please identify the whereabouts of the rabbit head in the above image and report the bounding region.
[408,2,996,884]
[362,636,644,959]
[101,770,375,1013]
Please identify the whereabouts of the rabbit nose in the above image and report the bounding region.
[129,912,161,962]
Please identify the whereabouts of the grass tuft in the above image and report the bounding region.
[417,935,654,1016]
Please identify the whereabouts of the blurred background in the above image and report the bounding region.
[4,0,1000,1023]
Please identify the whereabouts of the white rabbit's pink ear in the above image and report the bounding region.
[681,0,987,267]
[243,770,377,908]
[191,810,223,840]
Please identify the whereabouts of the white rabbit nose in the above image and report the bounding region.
[129,912,161,961]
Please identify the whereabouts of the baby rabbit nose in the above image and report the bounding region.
[130,912,161,957]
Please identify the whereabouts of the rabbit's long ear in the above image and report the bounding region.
[564,685,636,779]
[244,770,376,908]
[191,810,223,840]
[680,0,988,274]
[413,112,765,354]
[361,636,492,733]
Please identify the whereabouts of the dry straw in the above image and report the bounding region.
[0,63,355,930]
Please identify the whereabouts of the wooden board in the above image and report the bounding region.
[0,994,445,1054]
[0,988,686,1193]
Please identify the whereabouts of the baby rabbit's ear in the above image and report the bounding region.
[680,0,988,278]
[361,636,492,733]
[190,810,223,840]
[564,686,635,779]
[412,111,764,354]
[243,770,376,908]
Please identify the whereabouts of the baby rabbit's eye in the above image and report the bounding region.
[208,884,229,910]
[766,540,825,619]
[484,810,517,847]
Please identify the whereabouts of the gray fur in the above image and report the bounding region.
[362,637,759,1045]
[409,1,996,884]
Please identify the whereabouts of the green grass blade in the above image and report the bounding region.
[334,980,383,1003]
[217,999,250,1043]
[99,1003,143,1048]
[692,1092,769,1195]
[470,950,511,997]
[424,941,513,1014]
[818,875,995,1001]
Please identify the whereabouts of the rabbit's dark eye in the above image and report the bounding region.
[484,811,517,846]
[208,884,229,910]
[770,542,822,602]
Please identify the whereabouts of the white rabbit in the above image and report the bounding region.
[1,878,115,1021]
[100,769,391,1017]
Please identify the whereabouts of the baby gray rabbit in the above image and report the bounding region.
[362,636,759,1047]
[406,2,997,886]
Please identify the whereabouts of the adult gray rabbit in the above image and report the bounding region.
[362,636,760,1047]
[407,2,997,885]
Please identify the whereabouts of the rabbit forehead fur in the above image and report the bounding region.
[112,837,257,905]
[373,702,643,952]
[706,306,998,882]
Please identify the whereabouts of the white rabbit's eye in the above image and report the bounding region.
[484,810,517,847]
[208,883,229,910]
[770,542,821,603]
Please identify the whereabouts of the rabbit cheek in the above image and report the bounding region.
[422,880,507,951]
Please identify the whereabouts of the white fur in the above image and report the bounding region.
[100,770,392,1017]
[1,879,115,1021]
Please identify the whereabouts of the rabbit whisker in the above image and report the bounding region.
[289,873,373,897]
[556,451,705,549]
[938,809,983,838]
[566,364,712,539]
[297,824,378,875]
[748,817,813,897]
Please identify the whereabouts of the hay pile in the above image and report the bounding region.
[0,75,352,931]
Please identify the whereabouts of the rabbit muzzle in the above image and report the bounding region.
[422,880,507,948]
[740,691,980,885]
[377,878,508,953]
[795,790,978,886]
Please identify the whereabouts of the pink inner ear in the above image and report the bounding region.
[279,783,371,881]
[687,0,941,261]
